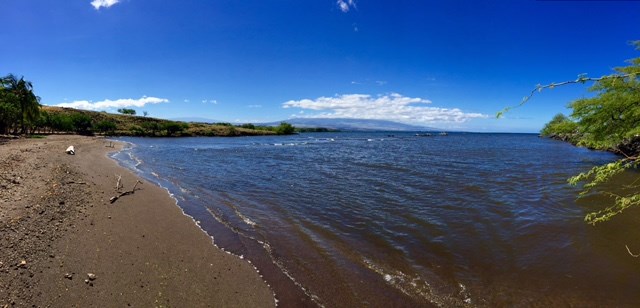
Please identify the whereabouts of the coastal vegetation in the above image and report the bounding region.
[117,108,136,115]
[532,41,640,224]
[0,74,296,137]
[35,106,297,137]
[0,74,41,135]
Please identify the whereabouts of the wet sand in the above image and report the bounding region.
[0,135,275,307]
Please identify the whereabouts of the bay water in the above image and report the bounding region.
[112,132,640,307]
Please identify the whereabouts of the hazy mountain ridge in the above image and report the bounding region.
[170,116,443,132]
[263,118,440,132]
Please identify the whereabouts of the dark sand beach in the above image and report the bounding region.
[0,135,274,307]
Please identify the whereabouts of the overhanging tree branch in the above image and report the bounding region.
[496,73,635,118]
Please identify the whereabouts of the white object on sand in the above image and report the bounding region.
[66,146,75,155]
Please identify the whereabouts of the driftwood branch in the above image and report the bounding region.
[66,181,87,185]
[109,180,142,204]
[626,245,639,258]
[115,174,123,191]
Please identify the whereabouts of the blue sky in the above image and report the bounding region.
[2,0,639,132]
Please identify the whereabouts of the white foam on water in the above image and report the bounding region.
[458,283,472,304]
[235,209,257,227]
[362,258,471,307]
[205,207,325,307]
[178,185,189,194]
[107,141,282,303]
[242,216,257,227]
[127,151,143,167]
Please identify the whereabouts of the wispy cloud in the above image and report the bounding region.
[54,96,168,111]
[337,0,356,13]
[283,93,487,124]
[202,99,218,104]
[91,0,120,10]
[247,104,262,108]
[350,80,387,86]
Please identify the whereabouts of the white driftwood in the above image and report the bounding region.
[65,146,75,155]
[115,174,123,191]
[110,180,142,204]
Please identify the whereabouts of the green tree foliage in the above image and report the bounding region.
[49,113,74,133]
[569,63,640,150]
[33,110,51,134]
[117,108,136,115]
[163,121,188,136]
[129,125,145,136]
[0,96,20,134]
[70,113,93,135]
[531,41,640,224]
[275,122,295,135]
[540,113,579,139]
[0,74,41,134]
[95,120,117,135]
[141,121,161,136]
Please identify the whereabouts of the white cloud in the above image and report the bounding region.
[283,93,487,124]
[202,99,218,104]
[337,0,356,13]
[247,104,262,108]
[184,99,190,103]
[54,96,169,111]
[91,0,120,10]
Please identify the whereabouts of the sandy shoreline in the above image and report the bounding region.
[0,135,274,307]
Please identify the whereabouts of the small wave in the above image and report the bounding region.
[205,207,324,307]
[178,185,189,194]
[235,209,257,227]
[127,151,143,167]
[362,259,470,307]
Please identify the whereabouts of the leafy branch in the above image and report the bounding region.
[496,73,635,119]
[501,40,640,225]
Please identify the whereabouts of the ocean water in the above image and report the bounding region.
[111,132,640,307]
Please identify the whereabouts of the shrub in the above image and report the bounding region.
[275,122,295,135]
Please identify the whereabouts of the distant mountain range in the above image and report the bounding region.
[170,117,221,123]
[262,118,441,132]
[170,117,442,132]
